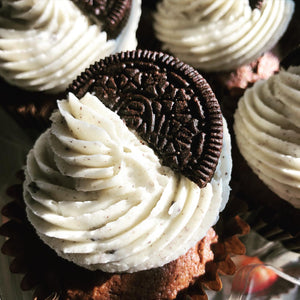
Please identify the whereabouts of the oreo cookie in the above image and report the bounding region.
[69,50,223,188]
[72,0,132,39]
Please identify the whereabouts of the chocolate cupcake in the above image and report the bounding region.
[0,0,141,130]
[0,50,250,299]
[233,47,300,252]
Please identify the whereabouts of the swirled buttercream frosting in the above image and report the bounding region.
[153,0,294,71]
[0,0,141,93]
[234,65,300,208]
[24,92,232,273]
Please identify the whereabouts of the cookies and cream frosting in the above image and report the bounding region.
[24,92,232,273]
[0,0,141,93]
[234,65,300,208]
[154,0,294,71]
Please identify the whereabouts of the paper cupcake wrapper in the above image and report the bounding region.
[0,172,249,300]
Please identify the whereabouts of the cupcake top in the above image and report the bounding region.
[23,50,232,273]
[153,0,294,71]
[0,0,141,93]
[234,47,300,208]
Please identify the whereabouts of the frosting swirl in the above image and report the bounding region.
[234,66,300,208]
[0,0,141,93]
[154,0,294,71]
[24,92,232,273]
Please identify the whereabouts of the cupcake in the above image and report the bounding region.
[0,49,250,299]
[153,0,294,72]
[233,47,300,251]
[152,0,295,121]
[0,0,141,129]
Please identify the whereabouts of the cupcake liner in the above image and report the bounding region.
[0,172,250,300]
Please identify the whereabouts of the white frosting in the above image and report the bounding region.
[234,66,300,208]
[0,0,141,93]
[154,0,294,71]
[24,92,232,273]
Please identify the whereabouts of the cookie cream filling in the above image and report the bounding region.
[24,92,232,273]
[153,0,294,71]
[0,0,141,93]
[234,66,300,208]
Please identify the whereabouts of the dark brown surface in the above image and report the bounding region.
[137,0,162,51]
[68,49,223,188]
[281,45,300,69]
[71,0,132,39]
[249,0,264,10]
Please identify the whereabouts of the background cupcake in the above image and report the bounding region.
[0,0,141,130]
[232,47,300,252]
[153,0,294,71]
[152,0,296,121]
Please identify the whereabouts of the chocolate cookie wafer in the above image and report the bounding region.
[69,49,223,188]
[72,0,132,38]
